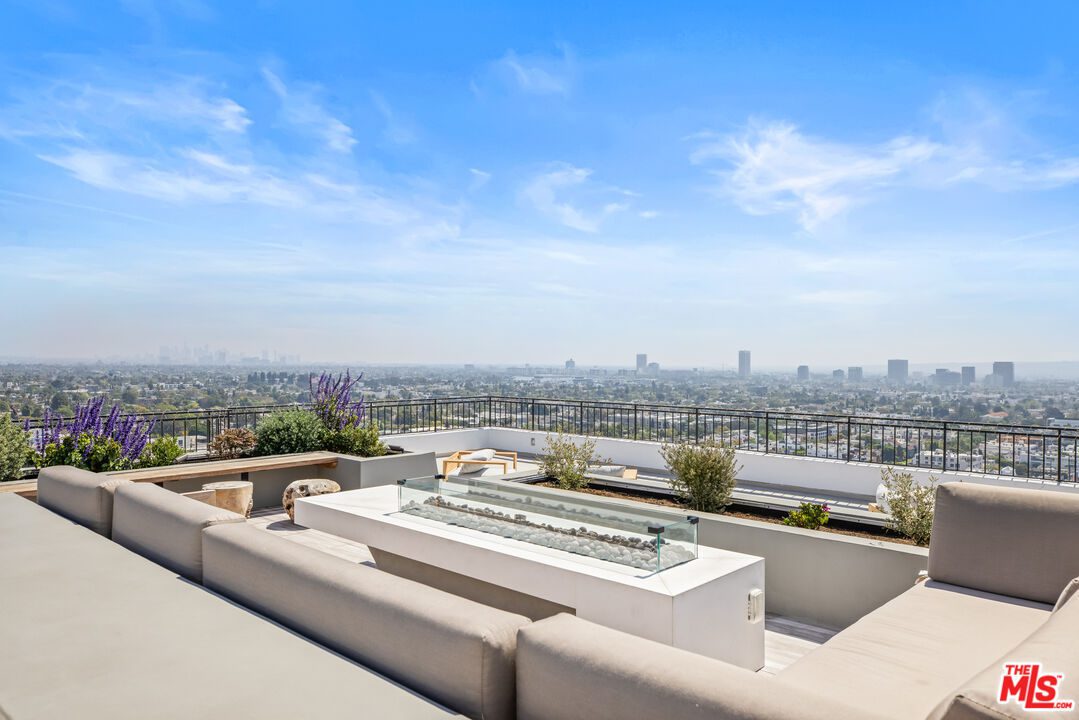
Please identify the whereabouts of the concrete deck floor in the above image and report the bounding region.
[250,507,836,674]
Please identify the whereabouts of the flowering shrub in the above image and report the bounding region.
[210,428,257,459]
[29,397,163,473]
[783,502,830,530]
[311,370,367,431]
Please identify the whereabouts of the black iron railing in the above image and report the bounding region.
[23,396,1079,483]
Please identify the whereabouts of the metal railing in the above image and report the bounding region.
[23,396,1079,483]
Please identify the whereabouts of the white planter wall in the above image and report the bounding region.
[388,427,1079,498]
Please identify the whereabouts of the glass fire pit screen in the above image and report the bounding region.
[396,475,698,572]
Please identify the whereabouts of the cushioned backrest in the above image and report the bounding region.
[36,465,132,536]
[928,483,1079,604]
[112,483,243,582]
[930,593,1079,719]
[202,522,527,720]
[516,614,883,720]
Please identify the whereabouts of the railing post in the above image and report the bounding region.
[633,404,638,441]
[487,395,492,428]
[530,399,536,431]
[1057,429,1063,483]
[942,421,948,471]
[694,408,700,444]
[433,398,439,432]
[846,416,852,461]
[764,411,770,453]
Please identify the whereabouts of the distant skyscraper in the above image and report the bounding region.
[992,361,1015,387]
[646,362,660,375]
[797,365,809,381]
[636,353,647,372]
[888,359,909,384]
[832,369,845,382]
[565,358,576,370]
[961,366,976,386]
[738,350,751,378]
[847,366,863,382]
[935,368,961,386]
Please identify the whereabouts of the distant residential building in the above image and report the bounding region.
[738,350,751,378]
[796,365,809,381]
[636,354,648,372]
[993,361,1015,387]
[832,369,845,382]
[961,366,976,386]
[847,366,863,382]
[982,411,1009,422]
[887,359,909,384]
[934,368,961,386]
[565,358,576,370]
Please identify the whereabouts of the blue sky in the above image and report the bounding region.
[2,1,1079,367]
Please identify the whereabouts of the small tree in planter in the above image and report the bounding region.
[539,432,607,491]
[881,467,936,546]
[660,440,739,513]
[783,502,830,530]
[210,428,258,459]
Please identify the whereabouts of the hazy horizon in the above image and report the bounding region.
[3,3,1079,365]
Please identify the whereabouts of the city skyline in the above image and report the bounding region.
[3,4,1079,364]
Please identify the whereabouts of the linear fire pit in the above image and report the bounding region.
[295,476,765,668]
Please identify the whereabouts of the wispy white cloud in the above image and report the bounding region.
[262,67,356,153]
[520,164,632,232]
[468,168,491,191]
[691,121,939,230]
[490,45,574,96]
[370,91,416,145]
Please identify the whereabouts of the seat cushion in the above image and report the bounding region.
[930,592,1079,719]
[112,483,244,582]
[779,581,1052,720]
[516,613,885,720]
[36,465,132,536]
[202,521,528,720]
[929,482,1079,604]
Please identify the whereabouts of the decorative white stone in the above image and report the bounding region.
[282,479,341,522]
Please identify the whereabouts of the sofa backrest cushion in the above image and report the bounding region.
[930,592,1079,719]
[112,483,243,582]
[516,613,886,720]
[202,522,527,720]
[36,465,132,536]
[928,483,1079,604]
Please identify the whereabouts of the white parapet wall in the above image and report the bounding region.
[388,427,1079,498]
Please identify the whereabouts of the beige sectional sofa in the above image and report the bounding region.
[515,482,1079,720]
[15,467,1079,720]
[17,465,528,720]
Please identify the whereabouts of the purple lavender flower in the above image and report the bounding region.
[310,370,367,431]
[29,395,159,469]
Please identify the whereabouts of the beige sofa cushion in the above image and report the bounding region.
[779,581,1051,720]
[36,465,132,536]
[929,482,1079,604]
[112,483,243,582]
[931,591,1079,719]
[202,522,527,720]
[1055,577,1079,611]
[516,613,883,720]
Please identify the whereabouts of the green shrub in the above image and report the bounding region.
[881,467,937,546]
[0,414,29,482]
[324,422,387,458]
[539,432,607,490]
[209,428,257,459]
[137,437,185,468]
[37,434,128,473]
[254,410,326,456]
[660,440,739,513]
[783,502,830,530]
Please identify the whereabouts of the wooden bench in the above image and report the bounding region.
[0,452,340,497]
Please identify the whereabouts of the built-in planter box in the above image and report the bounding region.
[108,451,438,510]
